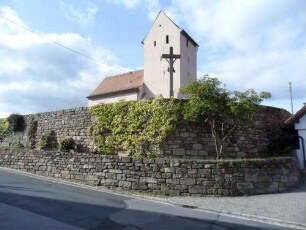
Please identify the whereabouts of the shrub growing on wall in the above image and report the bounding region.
[27,119,38,149]
[89,98,182,156]
[7,114,25,133]
[59,137,75,152]
[39,134,51,150]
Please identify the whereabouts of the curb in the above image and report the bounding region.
[0,167,305,229]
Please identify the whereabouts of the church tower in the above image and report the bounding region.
[142,11,198,98]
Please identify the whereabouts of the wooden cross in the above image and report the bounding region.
[161,47,180,97]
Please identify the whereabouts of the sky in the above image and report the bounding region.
[0,0,305,117]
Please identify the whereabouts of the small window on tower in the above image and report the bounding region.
[166,35,169,44]
[186,38,189,47]
[154,41,156,46]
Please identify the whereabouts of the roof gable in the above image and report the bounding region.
[142,11,199,47]
[87,70,144,98]
[285,104,306,126]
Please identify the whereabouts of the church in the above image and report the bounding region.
[87,11,198,106]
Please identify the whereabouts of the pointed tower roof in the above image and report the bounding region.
[142,11,199,47]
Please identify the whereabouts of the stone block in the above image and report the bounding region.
[120,157,131,163]
[148,183,160,189]
[180,132,189,137]
[244,172,257,182]
[105,173,117,180]
[188,169,198,174]
[104,179,118,186]
[140,177,158,184]
[218,189,230,196]
[173,148,185,156]
[204,164,216,169]
[257,175,271,182]
[166,178,179,184]
[268,181,279,191]
[237,182,254,190]
[189,186,206,194]
[109,169,122,174]
[176,168,188,175]
[186,150,198,156]
[166,190,179,196]
[192,143,203,150]
[180,178,196,185]
[116,174,126,180]
[132,182,148,190]
[119,181,132,188]
[155,158,165,164]
[161,173,172,179]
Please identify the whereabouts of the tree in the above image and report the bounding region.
[182,75,271,159]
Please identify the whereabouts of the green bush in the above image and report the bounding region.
[7,114,25,133]
[0,118,9,141]
[27,119,38,149]
[89,98,182,157]
[59,137,75,152]
[39,134,51,150]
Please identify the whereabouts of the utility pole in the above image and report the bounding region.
[161,47,180,97]
[289,82,294,114]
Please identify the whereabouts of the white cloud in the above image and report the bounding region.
[0,7,126,117]
[60,1,98,26]
[107,0,161,20]
[145,0,161,20]
[164,0,306,111]
[109,0,140,9]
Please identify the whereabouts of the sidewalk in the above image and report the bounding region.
[167,171,306,229]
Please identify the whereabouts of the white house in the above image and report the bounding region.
[285,104,306,169]
[87,11,198,105]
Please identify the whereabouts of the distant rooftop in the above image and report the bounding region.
[285,104,306,126]
[87,70,144,98]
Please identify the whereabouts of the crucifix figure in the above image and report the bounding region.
[161,46,180,97]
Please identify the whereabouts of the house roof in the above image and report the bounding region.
[87,70,144,98]
[285,104,306,126]
[142,11,199,47]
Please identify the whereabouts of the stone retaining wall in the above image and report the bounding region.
[1,107,94,151]
[0,151,300,196]
[0,106,291,159]
[161,106,291,158]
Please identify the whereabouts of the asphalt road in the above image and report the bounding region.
[0,168,297,230]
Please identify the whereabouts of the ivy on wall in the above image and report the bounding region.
[89,98,182,156]
[0,118,9,142]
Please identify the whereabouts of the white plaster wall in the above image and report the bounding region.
[177,33,197,98]
[143,12,196,99]
[294,115,306,169]
[294,115,306,130]
[88,92,138,106]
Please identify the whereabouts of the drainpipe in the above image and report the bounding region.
[298,136,306,169]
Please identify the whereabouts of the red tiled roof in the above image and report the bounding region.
[87,70,144,98]
[285,104,306,126]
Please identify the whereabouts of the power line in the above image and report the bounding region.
[0,15,132,72]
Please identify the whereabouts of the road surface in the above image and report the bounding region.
[0,168,297,230]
